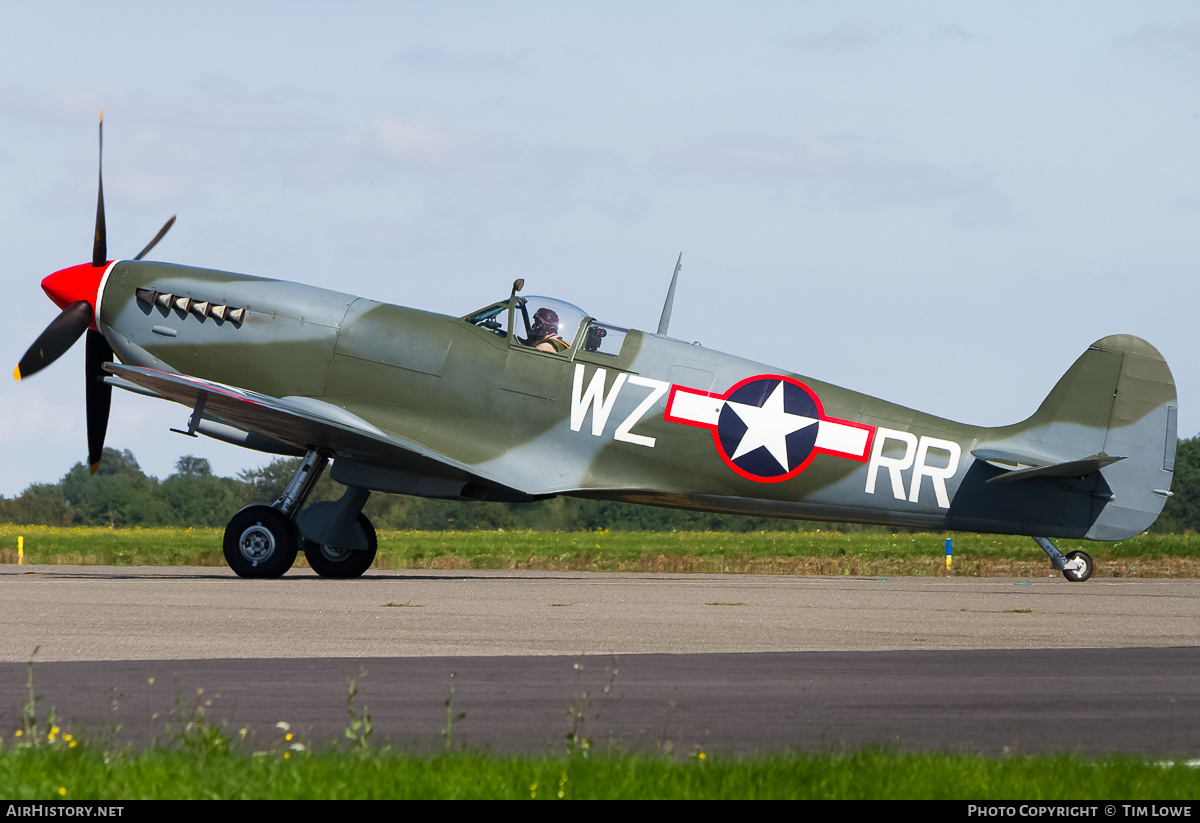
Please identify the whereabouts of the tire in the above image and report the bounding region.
[1062,550,1094,582]
[303,513,378,579]
[223,505,299,578]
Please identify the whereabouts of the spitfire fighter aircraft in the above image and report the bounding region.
[16,117,1178,581]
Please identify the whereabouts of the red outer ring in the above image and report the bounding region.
[667,374,877,484]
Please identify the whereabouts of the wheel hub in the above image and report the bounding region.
[317,543,350,562]
[239,524,276,564]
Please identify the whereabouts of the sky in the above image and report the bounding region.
[0,1,1197,497]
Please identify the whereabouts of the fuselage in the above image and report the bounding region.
[91,260,1171,540]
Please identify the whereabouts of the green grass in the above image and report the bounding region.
[13,689,1196,799]
[2,743,1198,800]
[3,525,1200,577]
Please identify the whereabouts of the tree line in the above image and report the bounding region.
[4,437,1199,533]
[0,448,814,532]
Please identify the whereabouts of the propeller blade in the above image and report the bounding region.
[92,110,106,268]
[133,215,176,261]
[13,301,92,381]
[85,329,113,475]
[23,113,169,474]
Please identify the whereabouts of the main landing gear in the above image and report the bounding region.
[303,513,378,578]
[224,505,300,578]
[1033,537,1094,582]
[222,450,377,579]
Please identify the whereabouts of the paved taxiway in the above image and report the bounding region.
[2,566,1197,754]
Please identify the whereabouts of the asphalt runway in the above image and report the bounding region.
[2,565,1198,755]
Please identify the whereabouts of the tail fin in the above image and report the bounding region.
[973,335,1177,540]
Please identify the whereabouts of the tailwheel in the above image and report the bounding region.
[303,513,377,579]
[1062,550,1094,582]
[223,505,300,578]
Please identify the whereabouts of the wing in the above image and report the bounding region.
[104,364,539,500]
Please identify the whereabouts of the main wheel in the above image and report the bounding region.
[303,513,378,579]
[223,505,299,578]
[1062,550,1094,582]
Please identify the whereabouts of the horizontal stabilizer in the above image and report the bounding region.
[972,447,1053,472]
[972,447,1126,485]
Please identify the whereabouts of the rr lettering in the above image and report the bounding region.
[865,427,961,509]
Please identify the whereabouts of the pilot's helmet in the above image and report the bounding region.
[532,307,559,337]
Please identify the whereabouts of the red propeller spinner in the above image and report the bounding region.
[41,262,108,317]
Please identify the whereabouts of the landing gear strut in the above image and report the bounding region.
[223,450,328,578]
[221,450,378,579]
[1033,537,1094,582]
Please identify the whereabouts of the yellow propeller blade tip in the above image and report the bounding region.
[89,462,100,476]
[13,366,21,381]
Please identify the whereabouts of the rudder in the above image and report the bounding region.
[975,335,1177,540]
[1089,335,1177,538]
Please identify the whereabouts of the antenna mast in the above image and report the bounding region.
[657,253,683,336]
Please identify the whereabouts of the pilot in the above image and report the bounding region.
[528,307,570,353]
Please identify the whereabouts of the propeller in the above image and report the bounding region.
[93,109,106,268]
[13,300,93,381]
[14,111,175,474]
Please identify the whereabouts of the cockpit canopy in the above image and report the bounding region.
[463,294,628,357]
[515,296,587,348]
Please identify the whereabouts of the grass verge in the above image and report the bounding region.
[2,525,1199,578]
[3,743,1199,800]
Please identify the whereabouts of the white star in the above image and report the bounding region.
[724,382,818,472]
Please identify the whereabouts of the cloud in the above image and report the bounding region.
[0,384,81,449]
[370,116,616,219]
[782,19,981,55]
[786,20,881,52]
[1118,21,1200,64]
[0,78,333,208]
[933,23,981,43]
[0,77,319,134]
[653,133,1006,216]
[390,45,523,73]
[374,117,479,167]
